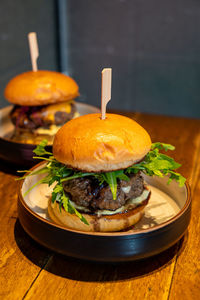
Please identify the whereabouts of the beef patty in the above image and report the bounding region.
[10,102,76,130]
[63,172,144,211]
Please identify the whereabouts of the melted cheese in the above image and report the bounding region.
[41,101,73,122]
[35,124,60,136]
[73,111,80,118]
[35,112,80,136]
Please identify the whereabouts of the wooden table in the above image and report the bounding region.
[0,112,200,300]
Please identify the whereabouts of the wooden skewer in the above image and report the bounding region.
[28,32,39,72]
[101,68,112,120]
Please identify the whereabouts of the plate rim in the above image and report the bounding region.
[18,162,191,238]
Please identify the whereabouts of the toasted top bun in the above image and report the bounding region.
[53,113,152,172]
[4,70,79,106]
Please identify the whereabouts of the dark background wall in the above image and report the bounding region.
[1,0,200,118]
[0,0,58,107]
[60,0,200,118]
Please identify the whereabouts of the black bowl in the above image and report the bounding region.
[18,164,191,262]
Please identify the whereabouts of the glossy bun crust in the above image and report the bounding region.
[53,113,152,172]
[48,197,149,232]
[4,70,79,106]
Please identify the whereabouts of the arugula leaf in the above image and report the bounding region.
[61,172,93,183]
[33,139,52,156]
[167,171,186,186]
[68,200,89,225]
[52,182,89,225]
[33,156,55,162]
[16,166,49,181]
[151,142,175,151]
[114,170,130,181]
[95,170,130,200]
[127,142,185,187]
[104,172,118,200]
[23,174,52,197]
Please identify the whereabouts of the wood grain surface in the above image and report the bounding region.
[0,112,199,300]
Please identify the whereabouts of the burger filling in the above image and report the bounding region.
[21,140,186,225]
[67,189,150,217]
[10,100,77,131]
[63,172,145,214]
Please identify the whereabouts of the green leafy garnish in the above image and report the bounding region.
[151,142,175,151]
[127,143,186,187]
[94,170,130,200]
[52,181,89,225]
[33,139,52,156]
[19,140,186,225]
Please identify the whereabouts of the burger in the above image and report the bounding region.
[47,113,152,232]
[4,70,79,144]
[24,113,185,232]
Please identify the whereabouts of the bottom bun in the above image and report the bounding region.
[48,195,150,232]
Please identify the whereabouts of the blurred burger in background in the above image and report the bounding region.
[4,70,80,144]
